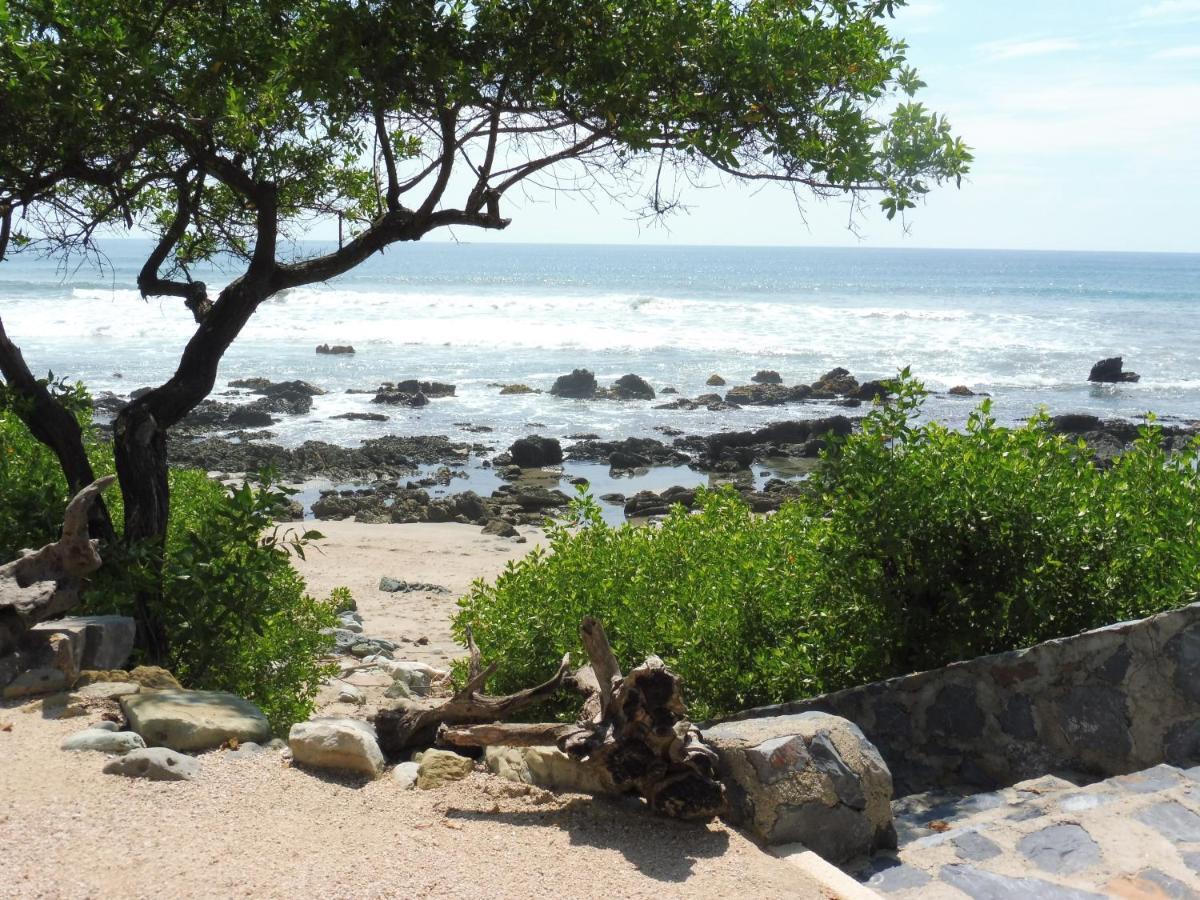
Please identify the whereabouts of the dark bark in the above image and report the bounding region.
[0,316,116,546]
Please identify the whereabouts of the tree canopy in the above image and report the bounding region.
[0,0,970,655]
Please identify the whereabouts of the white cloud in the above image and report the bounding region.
[981,37,1082,61]
[1136,0,1200,21]
[1151,45,1200,59]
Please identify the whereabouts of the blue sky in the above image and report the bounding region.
[458,0,1200,252]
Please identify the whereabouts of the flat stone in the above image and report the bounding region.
[1017,823,1101,875]
[392,761,420,789]
[103,747,200,781]
[1107,870,1200,900]
[1113,764,1186,794]
[288,718,385,778]
[1058,791,1117,813]
[61,728,145,754]
[485,746,616,795]
[861,859,931,893]
[121,690,271,752]
[952,829,1003,862]
[941,864,1106,899]
[69,681,140,701]
[1183,851,1200,874]
[1137,800,1200,843]
[3,667,68,699]
[417,749,474,789]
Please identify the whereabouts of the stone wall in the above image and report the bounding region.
[717,603,1200,796]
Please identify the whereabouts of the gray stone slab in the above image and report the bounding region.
[1113,764,1186,794]
[940,864,1106,899]
[1017,823,1101,875]
[1137,801,1200,843]
[1058,791,1117,812]
[952,829,1003,861]
[1136,869,1200,900]
[861,860,931,893]
[809,731,866,809]
[1182,850,1200,874]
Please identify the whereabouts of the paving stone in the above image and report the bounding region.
[952,829,1003,862]
[1057,791,1117,813]
[940,864,1106,899]
[1181,850,1200,874]
[1113,763,1186,794]
[1137,801,1200,843]
[860,859,931,893]
[1017,823,1101,875]
[1129,869,1200,900]
[1006,805,1045,822]
[925,684,985,740]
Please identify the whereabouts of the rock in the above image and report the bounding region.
[1088,356,1140,383]
[812,367,859,396]
[30,615,136,670]
[485,746,617,795]
[380,660,440,696]
[855,380,891,402]
[61,728,146,754]
[481,519,519,538]
[948,385,975,397]
[121,689,272,752]
[316,344,355,355]
[610,374,655,401]
[416,749,474,788]
[68,681,140,701]
[549,368,598,399]
[393,761,420,789]
[660,386,678,394]
[751,370,782,384]
[3,667,68,699]
[288,718,386,778]
[1016,823,1101,875]
[508,436,563,468]
[336,684,365,705]
[103,747,200,781]
[941,864,1105,900]
[75,665,181,690]
[331,412,388,422]
[705,374,726,386]
[253,379,327,398]
[724,384,792,406]
[704,711,895,862]
[499,383,538,395]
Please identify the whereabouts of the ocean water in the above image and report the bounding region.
[2,241,1199,454]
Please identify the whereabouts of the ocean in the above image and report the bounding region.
[2,241,1199,457]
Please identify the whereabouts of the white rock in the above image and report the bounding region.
[61,728,146,754]
[392,761,420,789]
[336,684,365,705]
[288,718,385,778]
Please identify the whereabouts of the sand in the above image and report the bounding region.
[1,520,836,898]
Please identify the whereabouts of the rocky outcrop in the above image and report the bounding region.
[695,416,854,471]
[288,718,386,778]
[121,689,272,752]
[1088,357,1140,383]
[751,370,782,384]
[498,383,538,395]
[565,437,689,467]
[706,712,896,862]
[372,380,455,405]
[949,385,975,396]
[549,368,598,399]
[608,373,655,401]
[706,374,726,386]
[316,344,355,355]
[508,435,563,468]
[812,367,859,396]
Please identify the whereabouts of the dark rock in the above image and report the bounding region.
[253,379,327,399]
[316,344,355,355]
[331,412,388,422]
[998,694,1038,741]
[697,417,853,470]
[550,368,598,399]
[952,830,1003,862]
[706,374,726,386]
[948,385,975,397]
[1016,823,1101,875]
[394,380,455,398]
[812,367,859,396]
[1165,720,1200,767]
[1167,624,1200,705]
[373,380,452,405]
[660,386,678,394]
[508,436,563,468]
[861,859,932,893]
[1136,800,1200,842]
[225,405,279,428]
[724,384,791,406]
[655,398,701,410]
[1088,356,1140,383]
[925,684,985,741]
[481,519,519,538]
[1051,413,1102,434]
[855,380,891,402]
[499,384,538,395]
[610,374,655,401]
[565,432,600,440]
[599,493,625,503]
[566,437,689,467]
[1056,684,1131,757]
[751,370,782,385]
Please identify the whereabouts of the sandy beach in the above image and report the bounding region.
[0,519,837,899]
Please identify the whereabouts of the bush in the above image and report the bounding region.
[1,391,340,732]
[455,373,1200,721]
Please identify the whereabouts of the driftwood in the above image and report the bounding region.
[0,476,115,656]
[377,616,726,821]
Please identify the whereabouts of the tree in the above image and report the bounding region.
[0,0,971,658]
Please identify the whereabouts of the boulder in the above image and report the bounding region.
[855,380,892,402]
[61,728,146,754]
[3,667,68,699]
[485,746,618,795]
[288,718,386,778]
[610,374,656,401]
[393,761,420,789]
[316,344,355,355]
[751,370,782,385]
[549,368,598,399]
[704,711,896,863]
[121,689,272,752]
[508,435,564,468]
[812,367,859,396]
[31,615,135,670]
[481,519,519,538]
[499,383,537,395]
[416,749,474,788]
[724,384,792,406]
[393,379,456,398]
[103,747,200,781]
[706,374,726,386]
[1088,357,1141,383]
[948,385,975,397]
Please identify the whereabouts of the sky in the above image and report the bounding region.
[451,0,1200,253]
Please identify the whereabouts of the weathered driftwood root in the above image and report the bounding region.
[437,617,727,821]
[0,475,116,656]
[374,626,572,755]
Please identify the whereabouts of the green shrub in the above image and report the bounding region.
[455,373,1200,721]
[1,391,340,732]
